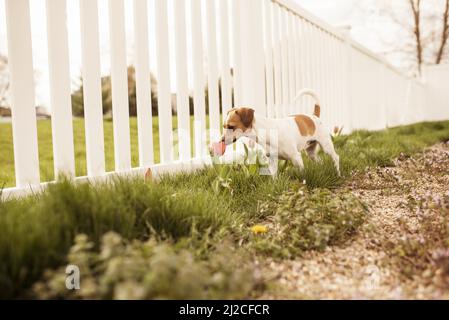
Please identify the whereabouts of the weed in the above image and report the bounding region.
[248,187,368,258]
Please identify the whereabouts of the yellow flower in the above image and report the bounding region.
[251,225,268,235]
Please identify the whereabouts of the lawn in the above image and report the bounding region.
[0,120,448,299]
[0,116,198,188]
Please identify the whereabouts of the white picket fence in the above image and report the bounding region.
[1,0,447,199]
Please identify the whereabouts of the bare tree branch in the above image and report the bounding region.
[409,0,423,74]
[436,0,449,64]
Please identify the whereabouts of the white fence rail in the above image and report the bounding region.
[1,0,447,199]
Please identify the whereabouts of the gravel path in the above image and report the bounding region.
[262,142,449,299]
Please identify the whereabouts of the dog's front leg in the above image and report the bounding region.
[291,153,305,170]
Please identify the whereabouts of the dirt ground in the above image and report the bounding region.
[262,142,449,299]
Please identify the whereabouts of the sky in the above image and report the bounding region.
[298,0,397,54]
[0,0,394,109]
[298,0,358,25]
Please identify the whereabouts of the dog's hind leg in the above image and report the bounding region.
[319,137,340,176]
[306,141,321,163]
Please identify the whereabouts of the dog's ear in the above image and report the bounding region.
[236,108,255,128]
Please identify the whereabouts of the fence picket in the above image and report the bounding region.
[190,0,206,158]
[230,0,245,155]
[343,31,353,131]
[263,0,275,118]
[308,24,316,110]
[79,0,105,177]
[280,9,289,117]
[317,29,327,122]
[5,0,40,187]
[231,0,243,107]
[154,0,174,163]
[173,0,191,161]
[108,0,131,171]
[338,38,344,127]
[333,37,342,129]
[238,0,266,115]
[205,0,221,142]
[218,0,232,116]
[46,0,75,178]
[302,20,313,109]
[287,12,296,115]
[272,4,282,118]
[133,0,154,167]
[320,31,330,124]
[293,16,302,112]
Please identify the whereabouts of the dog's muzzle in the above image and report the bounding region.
[221,136,237,144]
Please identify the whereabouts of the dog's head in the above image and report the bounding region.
[221,107,255,145]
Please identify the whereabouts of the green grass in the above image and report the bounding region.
[1,118,448,189]
[337,122,449,171]
[292,121,449,189]
[0,120,448,299]
[0,116,199,188]
[0,177,237,298]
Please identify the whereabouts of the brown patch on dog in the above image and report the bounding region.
[224,107,255,131]
[294,115,316,136]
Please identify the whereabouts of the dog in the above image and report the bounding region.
[219,89,340,175]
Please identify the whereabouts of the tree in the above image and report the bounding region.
[409,0,423,74]
[435,0,449,64]
[71,66,159,117]
[71,66,225,119]
[368,0,449,75]
[407,0,449,71]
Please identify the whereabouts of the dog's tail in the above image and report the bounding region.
[293,88,321,118]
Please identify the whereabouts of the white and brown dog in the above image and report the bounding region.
[219,89,340,175]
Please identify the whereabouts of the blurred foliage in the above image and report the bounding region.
[32,232,261,299]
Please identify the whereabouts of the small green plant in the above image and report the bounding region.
[32,232,261,300]
[211,142,272,195]
[211,165,234,195]
[249,187,369,258]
